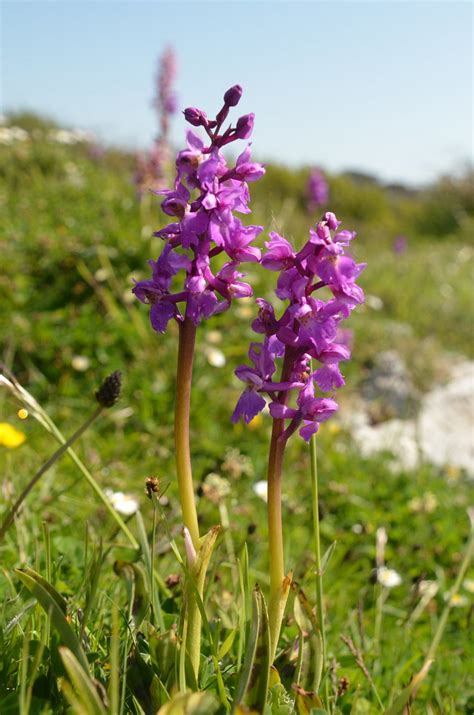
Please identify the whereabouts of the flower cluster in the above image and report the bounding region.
[307,167,329,210]
[154,46,178,136]
[133,85,265,331]
[232,212,365,440]
[135,48,178,194]
[135,139,170,194]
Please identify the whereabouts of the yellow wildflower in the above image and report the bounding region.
[0,422,26,448]
[247,413,263,430]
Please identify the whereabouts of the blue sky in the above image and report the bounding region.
[1,1,472,185]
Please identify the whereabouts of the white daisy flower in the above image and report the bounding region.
[105,489,139,516]
[377,567,402,588]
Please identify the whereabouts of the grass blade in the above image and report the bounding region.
[15,567,89,673]
[60,647,107,715]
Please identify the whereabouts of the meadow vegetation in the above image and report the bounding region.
[0,112,473,713]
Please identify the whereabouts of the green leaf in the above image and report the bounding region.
[320,541,337,574]
[231,585,270,714]
[113,560,149,629]
[218,628,236,660]
[14,567,89,673]
[156,690,219,714]
[293,587,323,695]
[59,647,107,715]
[17,567,67,613]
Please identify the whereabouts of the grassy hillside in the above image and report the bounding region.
[0,115,473,713]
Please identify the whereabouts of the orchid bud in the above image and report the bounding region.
[323,211,340,230]
[183,107,207,127]
[224,84,243,107]
[234,113,254,140]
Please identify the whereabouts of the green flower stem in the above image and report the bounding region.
[267,352,294,662]
[267,417,287,660]
[0,406,103,542]
[309,433,330,710]
[175,317,200,549]
[175,317,208,681]
[424,521,473,666]
[185,565,204,681]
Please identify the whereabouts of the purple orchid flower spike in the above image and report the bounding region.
[232,209,364,669]
[133,85,265,332]
[232,210,365,442]
[135,46,178,195]
[307,167,329,211]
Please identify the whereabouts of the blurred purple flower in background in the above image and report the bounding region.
[153,46,178,137]
[135,46,178,194]
[133,84,265,331]
[393,234,408,254]
[307,167,329,211]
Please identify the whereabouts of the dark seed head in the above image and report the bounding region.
[95,371,122,408]
[145,476,160,499]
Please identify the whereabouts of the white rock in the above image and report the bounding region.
[418,362,474,476]
[351,417,420,471]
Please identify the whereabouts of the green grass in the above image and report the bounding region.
[0,119,473,713]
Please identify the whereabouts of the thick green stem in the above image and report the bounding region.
[267,417,287,659]
[186,565,204,682]
[310,434,330,709]
[175,318,200,549]
[175,318,208,682]
[267,351,294,662]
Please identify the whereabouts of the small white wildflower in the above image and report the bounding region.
[444,592,468,608]
[253,480,268,503]
[105,489,138,516]
[207,330,222,344]
[202,472,231,501]
[351,523,363,534]
[408,492,438,514]
[94,268,109,282]
[418,579,439,597]
[365,294,384,311]
[377,567,402,588]
[463,579,474,594]
[206,347,226,368]
[71,355,90,371]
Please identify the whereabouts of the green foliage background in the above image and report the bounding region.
[0,114,473,713]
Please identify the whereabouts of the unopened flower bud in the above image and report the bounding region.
[234,113,254,140]
[183,107,207,127]
[323,211,340,230]
[224,84,243,107]
[183,527,197,566]
[95,371,122,408]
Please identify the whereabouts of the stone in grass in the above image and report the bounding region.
[349,360,474,477]
[361,350,419,420]
[418,361,474,477]
[350,412,420,472]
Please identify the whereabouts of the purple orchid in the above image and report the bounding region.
[307,167,329,210]
[135,47,178,195]
[133,85,265,332]
[233,211,364,441]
